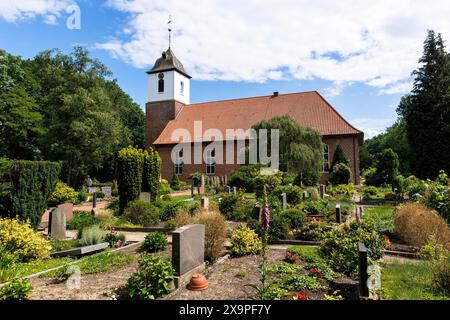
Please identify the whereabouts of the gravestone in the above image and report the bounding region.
[201,196,209,210]
[336,205,341,224]
[233,186,237,195]
[101,186,112,198]
[358,243,369,298]
[93,192,97,209]
[251,204,262,221]
[281,193,287,210]
[319,185,325,199]
[224,175,228,185]
[48,207,66,240]
[302,191,307,201]
[88,187,97,194]
[172,224,205,276]
[139,192,151,202]
[57,203,74,221]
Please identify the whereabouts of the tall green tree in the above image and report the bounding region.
[252,115,322,184]
[397,30,450,179]
[331,144,349,167]
[376,148,399,189]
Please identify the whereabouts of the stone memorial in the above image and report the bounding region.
[319,185,325,199]
[336,204,341,224]
[172,224,205,276]
[281,193,287,210]
[101,186,112,198]
[252,204,262,221]
[233,186,237,195]
[88,187,97,194]
[48,207,66,240]
[358,243,369,298]
[57,203,74,221]
[139,192,151,202]
[201,196,209,210]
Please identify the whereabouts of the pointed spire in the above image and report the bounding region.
[168,15,172,48]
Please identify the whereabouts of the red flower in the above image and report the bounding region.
[298,290,308,300]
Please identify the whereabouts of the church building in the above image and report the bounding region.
[145,48,364,185]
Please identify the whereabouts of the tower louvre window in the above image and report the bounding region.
[180,81,184,95]
[158,73,165,93]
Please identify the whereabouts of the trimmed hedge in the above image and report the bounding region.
[117,146,144,214]
[4,160,60,229]
[142,147,161,201]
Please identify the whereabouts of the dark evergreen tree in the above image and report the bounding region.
[397,30,450,179]
[331,144,349,167]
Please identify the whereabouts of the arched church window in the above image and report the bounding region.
[158,73,164,93]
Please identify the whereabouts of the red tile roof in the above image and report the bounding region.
[153,91,363,144]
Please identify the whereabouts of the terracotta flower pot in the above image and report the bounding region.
[188,274,208,291]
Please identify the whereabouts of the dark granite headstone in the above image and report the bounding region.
[252,204,262,221]
[358,243,369,298]
[336,205,341,224]
[172,224,205,276]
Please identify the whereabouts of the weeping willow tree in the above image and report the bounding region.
[252,115,323,185]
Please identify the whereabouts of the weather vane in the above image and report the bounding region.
[168,15,172,48]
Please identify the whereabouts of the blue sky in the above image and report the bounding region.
[2,0,450,138]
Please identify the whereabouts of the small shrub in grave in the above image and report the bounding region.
[0,218,52,262]
[218,192,241,219]
[274,185,303,206]
[124,200,160,226]
[171,210,192,228]
[319,222,385,276]
[304,261,336,280]
[280,274,324,292]
[80,225,105,246]
[107,198,120,216]
[142,232,168,253]
[261,285,289,301]
[284,251,300,264]
[329,164,352,186]
[268,214,290,241]
[384,192,397,201]
[104,229,126,248]
[48,181,79,206]
[0,278,32,300]
[296,221,332,242]
[78,187,89,203]
[96,191,105,199]
[232,199,257,222]
[362,186,379,199]
[192,209,227,261]
[126,253,175,300]
[54,264,79,283]
[301,201,327,215]
[230,226,262,256]
[268,262,302,276]
[67,211,101,236]
[281,208,306,229]
[287,246,322,264]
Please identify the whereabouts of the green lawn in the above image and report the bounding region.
[381,261,449,300]
[363,206,395,234]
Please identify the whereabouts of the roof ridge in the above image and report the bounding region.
[187,91,318,107]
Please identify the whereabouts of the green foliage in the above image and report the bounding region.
[287,246,322,263]
[280,274,324,292]
[304,261,336,280]
[107,198,120,216]
[362,186,379,199]
[104,230,126,248]
[49,238,80,252]
[363,167,384,187]
[232,199,257,222]
[76,251,134,275]
[0,278,32,300]
[48,182,79,206]
[332,183,355,201]
[228,164,262,192]
[218,192,241,219]
[170,174,181,190]
[124,200,160,226]
[188,172,202,187]
[332,144,349,167]
[294,168,320,187]
[268,214,289,241]
[301,200,327,215]
[67,211,100,238]
[141,147,161,200]
[329,163,352,186]
[80,225,104,246]
[436,170,449,186]
[126,253,174,300]
[254,173,282,199]
[0,158,11,213]
[268,262,302,276]
[3,160,60,229]
[375,148,400,188]
[319,222,385,276]
[0,218,52,262]
[252,115,322,177]
[362,206,395,234]
[281,208,306,229]
[274,185,303,206]
[260,285,289,300]
[230,226,262,256]
[117,146,144,214]
[296,221,332,241]
[142,232,168,253]
[78,187,88,203]
[397,30,450,179]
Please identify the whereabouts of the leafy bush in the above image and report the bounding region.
[274,185,303,206]
[0,218,52,262]
[80,225,105,246]
[296,221,331,241]
[332,183,355,201]
[124,200,160,226]
[5,160,61,229]
[228,164,263,193]
[280,274,324,291]
[281,208,306,229]
[260,285,289,300]
[287,246,322,263]
[254,173,282,199]
[156,199,195,221]
[159,179,172,195]
[304,261,336,280]
[170,174,181,190]
[141,147,161,200]
[384,192,397,201]
[192,209,227,261]
[188,172,203,187]
[436,170,449,186]
[104,230,126,248]
[301,200,327,215]
[231,198,256,222]
[172,210,192,228]
[218,193,240,219]
[48,182,79,206]
[394,202,450,248]
[0,278,32,300]
[96,191,105,199]
[126,253,174,300]
[107,198,120,216]
[363,167,384,187]
[362,186,379,199]
[230,226,262,256]
[329,163,352,185]
[268,214,289,241]
[78,188,88,203]
[319,222,385,276]
[117,146,144,214]
[362,206,395,234]
[142,232,168,253]
[67,211,100,235]
[294,169,321,187]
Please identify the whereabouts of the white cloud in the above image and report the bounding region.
[0,0,73,23]
[94,0,450,96]
[351,117,396,139]
[378,81,414,95]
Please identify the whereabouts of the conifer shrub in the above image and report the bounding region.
[141,147,161,201]
[117,146,144,214]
